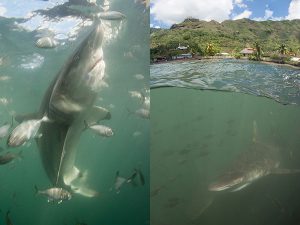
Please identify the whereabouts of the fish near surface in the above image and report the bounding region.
[35,185,71,204]
[88,124,114,137]
[7,115,49,147]
[98,11,126,21]
[0,123,11,139]
[0,151,22,165]
[33,19,110,197]
[134,108,150,119]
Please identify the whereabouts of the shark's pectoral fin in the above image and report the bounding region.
[14,113,39,123]
[271,168,300,174]
[84,106,111,125]
[231,183,251,192]
[51,94,83,114]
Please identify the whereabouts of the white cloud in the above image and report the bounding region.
[234,0,247,8]
[253,7,283,21]
[234,0,242,3]
[265,9,273,18]
[0,5,6,16]
[150,23,154,27]
[286,0,300,20]
[151,0,234,25]
[233,9,252,20]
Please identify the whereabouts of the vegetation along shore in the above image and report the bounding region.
[150,18,300,68]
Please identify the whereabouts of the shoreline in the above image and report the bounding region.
[151,57,300,69]
[259,59,300,69]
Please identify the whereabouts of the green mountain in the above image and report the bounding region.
[150,18,300,60]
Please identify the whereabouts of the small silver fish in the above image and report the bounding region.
[111,169,145,194]
[98,11,126,21]
[86,122,114,137]
[134,74,144,80]
[129,91,145,103]
[0,151,22,165]
[143,96,150,109]
[111,171,129,194]
[128,168,145,186]
[36,37,58,48]
[35,186,72,204]
[135,108,150,119]
[0,122,12,139]
[7,115,50,147]
[0,97,10,105]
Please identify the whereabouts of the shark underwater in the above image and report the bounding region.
[15,19,110,197]
[209,121,300,192]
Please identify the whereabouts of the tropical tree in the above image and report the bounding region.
[278,43,287,55]
[205,43,217,56]
[189,42,204,56]
[254,41,262,61]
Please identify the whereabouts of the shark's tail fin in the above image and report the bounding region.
[64,166,99,198]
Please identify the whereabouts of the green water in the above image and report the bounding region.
[151,87,300,225]
[0,1,149,224]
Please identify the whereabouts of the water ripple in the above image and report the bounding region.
[150,59,300,105]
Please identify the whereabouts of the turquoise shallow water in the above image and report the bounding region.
[150,61,300,225]
[0,1,149,224]
[151,59,300,105]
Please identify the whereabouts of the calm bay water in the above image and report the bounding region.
[151,59,300,105]
[0,1,149,225]
[150,60,300,225]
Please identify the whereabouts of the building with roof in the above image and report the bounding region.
[177,43,189,50]
[240,48,255,56]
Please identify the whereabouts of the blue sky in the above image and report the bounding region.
[151,0,300,28]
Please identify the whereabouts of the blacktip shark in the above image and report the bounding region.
[209,120,300,192]
[17,19,111,197]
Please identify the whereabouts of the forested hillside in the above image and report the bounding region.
[151,18,300,60]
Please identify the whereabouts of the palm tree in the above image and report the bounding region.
[205,43,215,56]
[254,42,262,61]
[278,43,287,55]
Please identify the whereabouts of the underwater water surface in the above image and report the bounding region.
[0,0,149,225]
[150,60,300,225]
